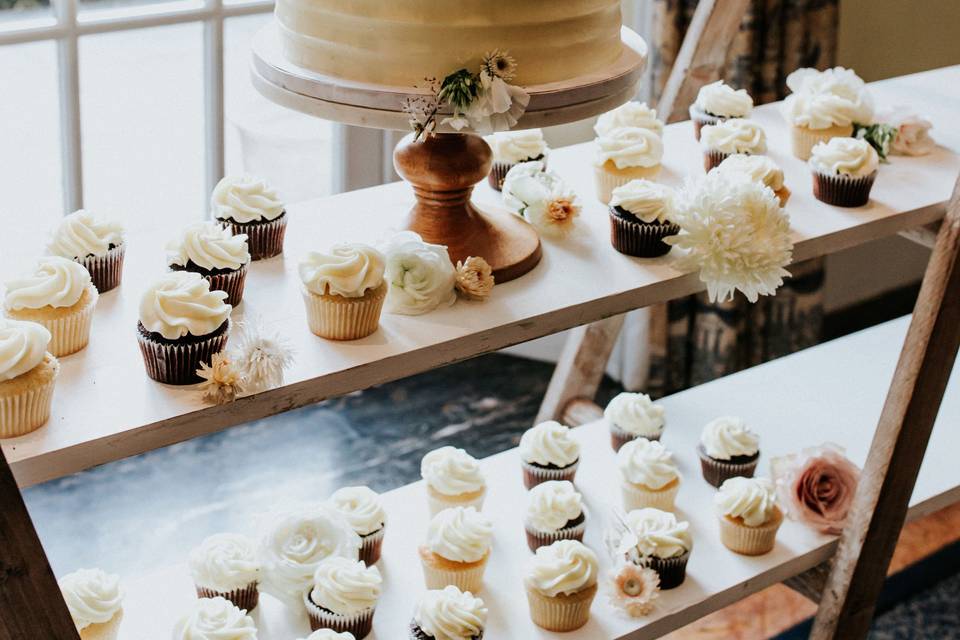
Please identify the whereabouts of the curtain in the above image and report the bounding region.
[643,0,838,396]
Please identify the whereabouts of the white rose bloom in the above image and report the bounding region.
[381,231,457,315]
[502,161,580,238]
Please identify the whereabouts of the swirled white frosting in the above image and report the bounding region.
[625,508,692,558]
[172,596,256,639]
[0,318,51,381]
[297,632,355,640]
[413,586,487,640]
[608,180,675,224]
[525,480,583,533]
[420,446,485,497]
[486,129,548,164]
[188,533,261,593]
[700,416,760,460]
[782,67,873,129]
[525,539,598,597]
[715,154,785,192]
[167,222,250,271]
[138,271,231,340]
[327,486,386,536]
[259,506,361,604]
[381,231,457,315]
[424,506,493,563]
[617,438,679,490]
[299,244,385,298]
[309,557,382,615]
[715,476,778,527]
[604,391,666,436]
[809,137,879,177]
[58,568,123,631]
[212,175,285,223]
[48,209,124,259]
[4,256,91,311]
[694,80,753,118]
[596,126,664,169]
[595,102,664,136]
[519,421,580,468]
[700,119,767,155]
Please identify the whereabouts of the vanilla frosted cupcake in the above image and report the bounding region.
[136,271,231,385]
[715,154,791,207]
[58,568,124,640]
[419,506,493,593]
[409,586,487,640]
[594,126,663,204]
[304,557,381,638]
[0,319,58,438]
[168,222,250,306]
[604,391,665,451]
[189,533,261,611]
[299,243,387,341]
[328,486,387,565]
[421,446,486,515]
[524,480,585,552]
[259,506,361,606]
[212,174,286,260]
[781,67,874,160]
[624,508,692,589]
[715,476,783,555]
[697,416,760,487]
[172,596,256,639]
[298,632,355,640]
[595,102,664,137]
[519,420,580,489]
[809,137,879,207]
[4,256,98,357]
[700,119,767,171]
[617,438,681,512]
[607,180,679,258]
[688,80,753,140]
[485,129,549,191]
[48,209,125,293]
[524,540,598,632]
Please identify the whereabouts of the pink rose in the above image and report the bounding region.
[876,105,936,156]
[770,443,860,535]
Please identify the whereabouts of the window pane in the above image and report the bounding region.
[78,0,200,16]
[80,23,205,232]
[225,12,334,203]
[0,0,52,27]
[0,40,63,267]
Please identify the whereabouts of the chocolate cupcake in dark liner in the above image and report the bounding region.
[80,243,126,293]
[48,210,127,293]
[812,170,877,207]
[196,583,258,612]
[211,174,287,260]
[488,154,547,191]
[409,586,486,640]
[646,550,691,590]
[609,206,680,258]
[525,512,586,553]
[703,149,732,172]
[170,262,248,307]
[137,320,230,385]
[409,620,483,640]
[219,214,287,261]
[697,444,760,488]
[521,459,579,490]
[304,594,375,638]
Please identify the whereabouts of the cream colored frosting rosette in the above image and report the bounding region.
[58,568,124,640]
[412,585,487,640]
[524,540,599,632]
[595,102,664,137]
[172,596,256,640]
[715,154,790,207]
[212,174,287,260]
[715,476,783,555]
[419,506,493,594]
[594,126,664,204]
[258,505,361,606]
[189,533,261,611]
[0,318,58,438]
[421,446,486,515]
[48,209,126,293]
[304,557,382,638]
[700,119,767,171]
[485,129,550,191]
[524,480,586,551]
[624,507,693,589]
[697,415,761,487]
[604,391,666,450]
[693,80,754,119]
[299,243,387,341]
[327,486,387,565]
[4,256,99,357]
[380,231,457,316]
[167,222,250,306]
[618,438,681,512]
[519,420,581,489]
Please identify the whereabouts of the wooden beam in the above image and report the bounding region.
[898,221,941,249]
[561,397,605,427]
[811,173,960,638]
[0,448,79,640]
[783,562,830,604]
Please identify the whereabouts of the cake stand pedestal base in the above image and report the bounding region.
[393,133,542,283]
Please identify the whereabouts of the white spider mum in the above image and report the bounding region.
[230,320,294,394]
[502,161,580,238]
[666,173,793,303]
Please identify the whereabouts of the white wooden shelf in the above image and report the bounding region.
[3,67,959,488]
[112,315,960,639]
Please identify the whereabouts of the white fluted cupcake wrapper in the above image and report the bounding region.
[525,583,597,632]
[621,480,680,512]
[593,165,662,205]
[421,557,488,593]
[80,243,125,293]
[78,610,123,640]
[304,592,376,639]
[790,124,853,161]
[0,362,58,439]
[718,510,783,555]
[426,488,486,517]
[30,285,98,357]
[302,284,386,341]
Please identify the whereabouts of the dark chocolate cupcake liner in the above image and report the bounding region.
[80,243,125,293]
[697,444,759,488]
[609,210,680,258]
[304,591,375,639]
[609,422,662,452]
[487,156,548,191]
[196,582,259,612]
[521,459,579,490]
[645,550,691,589]
[205,264,247,307]
[812,170,877,207]
[220,214,287,260]
[703,149,732,172]
[524,517,586,552]
[136,320,230,385]
[360,526,385,565]
[688,105,723,141]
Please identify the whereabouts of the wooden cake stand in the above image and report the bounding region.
[251,26,648,281]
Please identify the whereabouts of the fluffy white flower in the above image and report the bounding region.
[666,174,793,303]
[464,71,530,134]
[502,161,580,238]
[380,231,457,315]
[877,105,936,156]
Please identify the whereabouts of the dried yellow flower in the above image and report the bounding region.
[196,352,244,405]
[455,256,495,301]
